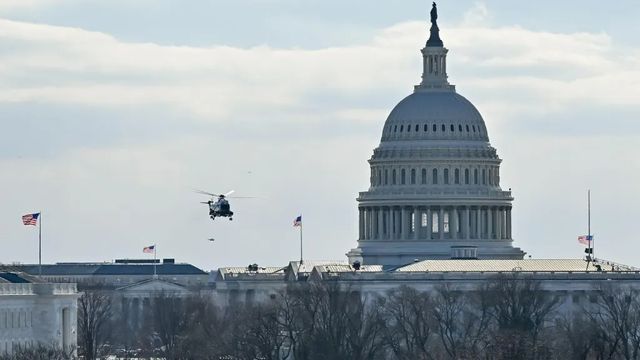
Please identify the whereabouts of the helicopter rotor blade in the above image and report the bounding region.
[227,196,256,199]
[224,190,235,197]
[200,201,210,204]
[194,189,218,197]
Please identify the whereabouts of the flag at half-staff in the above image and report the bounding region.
[293,215,303,264]
[578,235,593,246]
[22,212,42,276]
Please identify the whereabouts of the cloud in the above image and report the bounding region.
[1,3,640,268]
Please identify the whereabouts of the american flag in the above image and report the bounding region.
[143,245,156,253]
[22,213,40,226]
[293,215,302,227]
[578,235,593,246]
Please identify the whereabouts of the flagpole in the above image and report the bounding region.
[299,220,303,265]
[38,211,42,277]
[588,190,593,260]
[153,245,157,278]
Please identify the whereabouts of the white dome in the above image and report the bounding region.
[381,91,489,142]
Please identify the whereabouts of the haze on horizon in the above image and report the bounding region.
[0,0,639,270]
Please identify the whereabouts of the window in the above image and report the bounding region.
[432,212,439,232]
[450,124,455,131]
[392,169,397,185]
[454,168,460,184]
[459,124,463,132]
[472,125,476,132]
[432,169,438,184]
[415,124,419,132]
[482,169,486,184]
[407,124,411,132]
[411,169,416,184]
[441,124,446,131]
[421,212,428,227]
[444,168,449,184]
[474,169,478,184]
[488,169,493,185]
[433,124,437,131]
[443,212,450,233]
[394,125,397,132]
[384,169,388,185]
[377,169,382,185]
[465,169,469,184]
[424,124,428,131]
[400,125,404,132]
[401,169,406,184]
[466,125,470,132]
[421,168,427,184]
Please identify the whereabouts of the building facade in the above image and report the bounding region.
[0,271,79,355]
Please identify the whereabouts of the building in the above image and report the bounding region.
[0,270,79,355]
[213,3,640,305]
[347,2,523,266]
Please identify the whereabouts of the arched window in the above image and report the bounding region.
[465,169,469,184]
[392,169,397,185]
[433,124,437,132]
[421,168,427,184]
[400,125,404,132]
[415,124,419,132]
[482,169,486,184]
[454,168,460,184]
[450,124,455,131]
[432,169,438,184]
[441,124,446,131]
[411,169,416,184]
[472,125,476,132]
[377,169,382,185]
[394,125,397,132]
[424,124,428,131]
[384,169,388,185]
[421,212,428,227]
[444,168,449,184]
[458,124,463,132]
[474,169,478,184]
[401,169,406,184]
[466,125,470,132]
[407,124,411,132]
[488,169,493,185]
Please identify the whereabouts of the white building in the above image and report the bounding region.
[0,270,79,355]
[213,3,640,303]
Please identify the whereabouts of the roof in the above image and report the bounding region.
[15,263,207,276]
[394,259,637,273]
[0,271,42,284]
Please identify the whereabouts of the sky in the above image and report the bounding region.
[0,0,639,270]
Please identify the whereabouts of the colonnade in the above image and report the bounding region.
[358,205,511,241]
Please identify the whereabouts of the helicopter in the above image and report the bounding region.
[195,189,253,221]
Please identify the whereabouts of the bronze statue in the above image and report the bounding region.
[431,2,438,25]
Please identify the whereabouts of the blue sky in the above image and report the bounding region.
[0,1,638,269]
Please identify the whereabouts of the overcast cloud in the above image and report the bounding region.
[0,1,639,269]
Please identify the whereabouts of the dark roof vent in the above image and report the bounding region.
[163,258,175,264]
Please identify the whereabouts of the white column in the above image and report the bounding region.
[358,208,364,240]
[487,206,493,239]
[506,208,512,239]
[413,207,420,240]
[377,208,384,240]
[476,208,482,239]
[450,207,458,239]
[495,207,502,240]
[426,207,432,240]
[463,207,470,240]
[439,208,445,240]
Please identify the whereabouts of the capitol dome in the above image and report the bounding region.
[382,91,489,142]
[347,3,524,266]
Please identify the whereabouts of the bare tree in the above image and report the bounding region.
[431,284,491,359]
[78,291,113,360]
[482,274,560,360]
[0,344,74,360]
[587,284,640,360]
[380,286,435,360]
[554,313,599,360]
